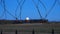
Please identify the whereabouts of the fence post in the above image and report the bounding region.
[52,29,54,34]
[15,30,17,34]
[1,29,2,34]
[32,29,35,34]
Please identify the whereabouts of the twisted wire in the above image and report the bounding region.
[57,0,60,5]
[0,0,16,19]
[32,0,43,18]
[15,0,23,20]
[15,0,25,20]
[45,0,57,18]
[18,0,25,20]
[38,0,47,11]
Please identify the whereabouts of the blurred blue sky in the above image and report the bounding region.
[0,0,60,21]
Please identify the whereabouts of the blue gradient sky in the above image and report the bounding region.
[0,0,60,21]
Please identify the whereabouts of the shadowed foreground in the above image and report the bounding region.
[0,23,60,34]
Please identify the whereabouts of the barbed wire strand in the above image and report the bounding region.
[38,0,47,11]
[0,0,5,19]
[57,0,60,5]
[0,0,16,19]
[45,0,57,18]
[3,0,7,19]
[19,0,25,20]
[32,0,43,19]
[15,0,23,20]
[15,0,25,20]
